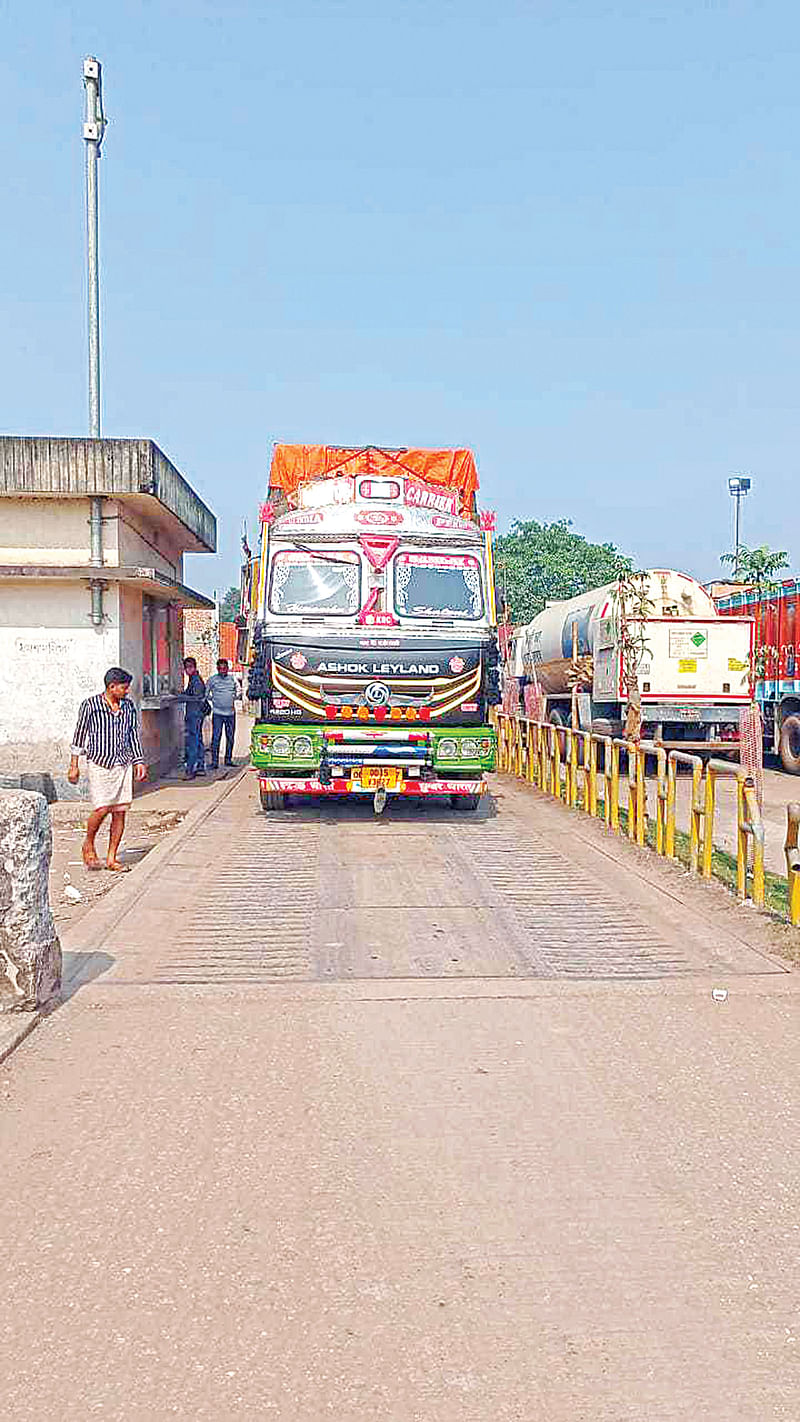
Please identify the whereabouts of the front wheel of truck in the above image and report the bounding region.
[779,715,800,775]
[259,786,286,812]
[451,793,481,811]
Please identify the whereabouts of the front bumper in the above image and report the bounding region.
[256,773,486,797]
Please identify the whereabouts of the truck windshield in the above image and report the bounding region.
[269,549,361,615]
[394,553,483,620]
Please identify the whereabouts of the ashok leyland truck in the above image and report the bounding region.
[247,445,499,811]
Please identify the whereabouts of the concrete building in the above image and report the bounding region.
[0,437,216,796]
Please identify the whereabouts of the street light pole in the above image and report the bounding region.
[83,58,108,626]
[83,57,106,439]
[727,476,751,580]
[734,491,741,579]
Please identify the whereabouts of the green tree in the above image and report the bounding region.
[720,543,789,596]
[219,586,241,622]
[493,519,632,624]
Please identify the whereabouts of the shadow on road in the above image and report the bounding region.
[58,951,115,1003]
[251,790,499,826]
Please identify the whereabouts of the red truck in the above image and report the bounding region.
[715,579,800,773]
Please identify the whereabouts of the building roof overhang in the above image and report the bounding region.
[0,437,216,553]
[0,564,214,609]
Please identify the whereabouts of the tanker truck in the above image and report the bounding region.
[246,444,499,812]
[511,569,754,751]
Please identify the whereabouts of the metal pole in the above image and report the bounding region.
[83,57,106,438]
[83,58,107,624]
[734,489,741,580]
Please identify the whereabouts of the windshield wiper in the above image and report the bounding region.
[286,539,357,567]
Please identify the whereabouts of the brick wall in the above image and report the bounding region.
[182,608,217,681]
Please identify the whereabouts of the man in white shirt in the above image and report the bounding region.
[206,658,239,769]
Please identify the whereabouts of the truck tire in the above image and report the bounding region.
[779,715,800,775]
[259,786,286,811]
[451,793,480,811]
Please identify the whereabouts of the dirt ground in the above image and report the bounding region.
[49,714,253,929]
[49,764,243,929]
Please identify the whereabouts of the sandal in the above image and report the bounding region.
[105,861,131,873]
[82,850,103,871]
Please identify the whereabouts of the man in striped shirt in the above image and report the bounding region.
[68,667,147,872]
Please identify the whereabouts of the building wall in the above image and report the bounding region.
[0,495,186,580]
[0,578,186,798]
[0,463,215,796]
[0,497,100,566]
[0,581,121,798]
[110,500,184,580]
[183,608,217,680]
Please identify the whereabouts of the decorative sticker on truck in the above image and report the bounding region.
[405,480,459,516]
[354,509,404,527]
[669,628,708,659]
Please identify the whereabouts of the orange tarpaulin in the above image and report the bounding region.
[269,445,479,512]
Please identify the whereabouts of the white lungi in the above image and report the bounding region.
[86,761,134,810]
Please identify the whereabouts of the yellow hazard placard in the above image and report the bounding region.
[679,658,697,673]
[728,657,748,671]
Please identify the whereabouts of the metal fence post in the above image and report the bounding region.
[702,767,716,880]
[654,747,667,855]
[588,735,598,818]
[786,804,800,927]
[610,741,620,832]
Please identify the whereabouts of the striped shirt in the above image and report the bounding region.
[71,694,144,768]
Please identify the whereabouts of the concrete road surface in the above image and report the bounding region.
[0,771,798,1419]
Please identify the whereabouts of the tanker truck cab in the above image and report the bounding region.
[248,447,499,811]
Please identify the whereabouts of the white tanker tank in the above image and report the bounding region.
[510,570,753,751]
[516,570,717,695]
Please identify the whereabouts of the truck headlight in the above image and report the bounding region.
[257,734,271,751]
[293,735,314,758]
[271,735,292,757]
[460,738,479,758]
[437,737,458,759]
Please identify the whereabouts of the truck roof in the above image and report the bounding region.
[269,444,479,512]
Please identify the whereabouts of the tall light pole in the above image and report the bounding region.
[727,475,751,580]
[83,57,106,437]
[83,57,107,625]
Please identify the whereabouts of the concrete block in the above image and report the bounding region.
[0,791,61,1011]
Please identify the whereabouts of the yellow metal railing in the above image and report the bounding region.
[665,750,704,873]
[701,759,765,907]
[494,711,770,916]
[786,803,800,927]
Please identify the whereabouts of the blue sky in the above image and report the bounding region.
[1,0,798,596]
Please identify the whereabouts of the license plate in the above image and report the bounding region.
[353,767,402,790]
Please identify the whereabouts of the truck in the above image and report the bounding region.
[715,578,800,773]
[511,569,754,751]
[246,445,499,811]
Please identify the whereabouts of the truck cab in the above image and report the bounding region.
[247,446,499,810]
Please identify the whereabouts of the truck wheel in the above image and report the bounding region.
[779,715,800,775]
[451,793,480,811]
[259,786,286,811]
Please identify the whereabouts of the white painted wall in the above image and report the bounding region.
[0,581,121,796]
[0,497,186,579]
[109,501,183,580]
[0,495,201,795]
[0,497,101,566]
